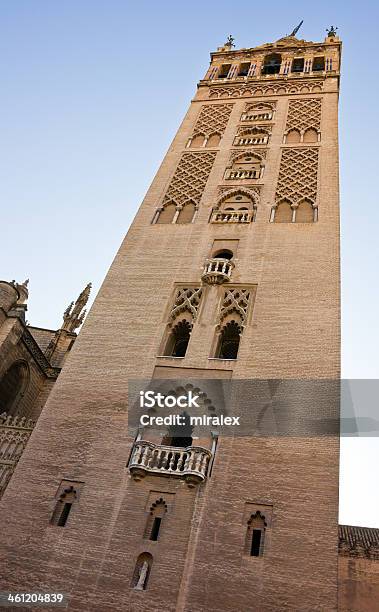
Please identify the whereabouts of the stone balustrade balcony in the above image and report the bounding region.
[241,112,273,122]
[226,168,260,180]
[235,135,268,146]
[129,440,212,487]
[211,210,252,224]
[201,257,234,285]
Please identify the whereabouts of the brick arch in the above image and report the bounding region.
[148,497,168,515]
[216,187,260,210]
[231,150,266,163]
[245,101,276,112]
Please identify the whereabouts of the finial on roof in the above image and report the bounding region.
[326,25,338,37]
[61,282,92,333]
[289,20,303,37]
[225,35,235,48]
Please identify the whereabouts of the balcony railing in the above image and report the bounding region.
[211,210,252,224]
[235,136,268,146]
[241,112,272,122]
[129,440,212,487]
[201,257,234,285]
[226,169,260,180]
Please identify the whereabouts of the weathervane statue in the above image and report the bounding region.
[327,25,338,36]
[225,34,235,48]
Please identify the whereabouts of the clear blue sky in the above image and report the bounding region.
[1,1,378,526]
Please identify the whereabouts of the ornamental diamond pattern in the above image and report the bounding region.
[169,287,203,322]
[163,152,217,207]
[286,98,322,131]
[275,148,319,205]
[219,288,251,327]
[193,104,233,137]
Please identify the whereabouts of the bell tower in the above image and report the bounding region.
[0,27,341,611]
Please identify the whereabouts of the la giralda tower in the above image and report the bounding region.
[0,27,341,612]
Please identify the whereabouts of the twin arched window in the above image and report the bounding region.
[155,202,196,225]
[226,153,263,181]
[189,133,221,148]
[212,191,257,224]
[286,128,318,144]
[272,199,316,223]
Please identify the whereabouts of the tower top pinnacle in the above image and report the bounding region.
[61,282,92,333]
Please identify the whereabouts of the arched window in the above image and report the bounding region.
[273,201,293,223]
[221,192,254,210]
[176,202,196,224]
[262,53,282,75]
[303,128,318,143]
[245,511,267,557]
[156,203,176,224]
[0,361,29,415]
[216,320,241,359]
[213,249,233,260]
[286,129,301,144]
[206,133,221,148]
[242,104,274,122]
[296,200,315,223]
[228,154,262,179]
[236,127,269,146]
[162,411,194,448]
[164,320,192,357]
[190,134,205,148]
[144,499,167,541]
[132,553,153,590]
[51,486,77,527]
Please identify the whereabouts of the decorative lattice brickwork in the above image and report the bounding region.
[275,148,319,205]
[163,152,217,207]
[193,104,233,137]
[286,99,322,131]
[218,288,251,327]
[209,81,323,99]
[0,413,35,498]
[169,287,203,322]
